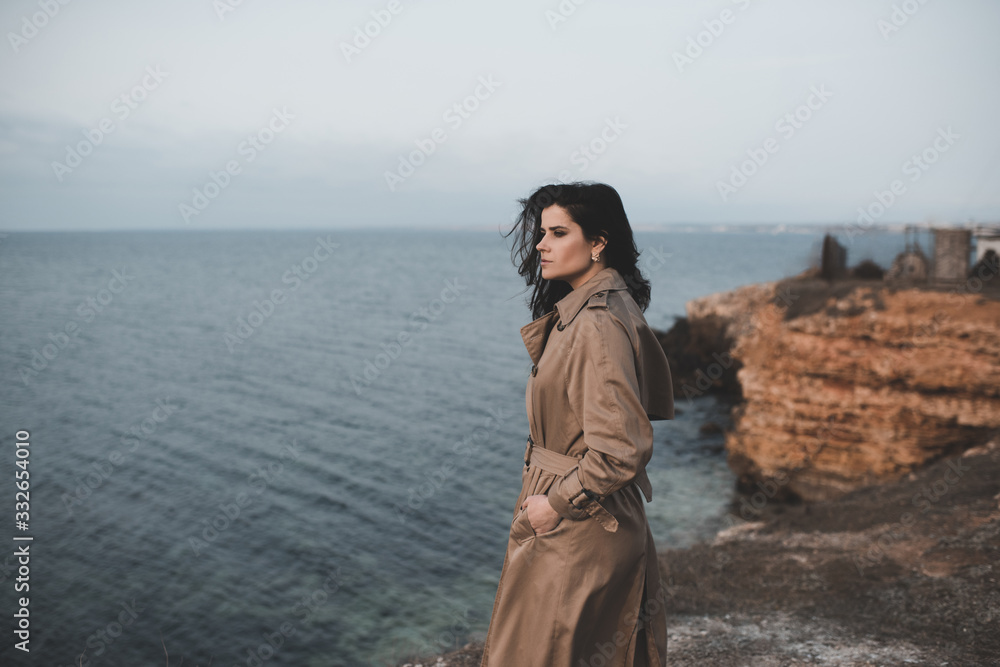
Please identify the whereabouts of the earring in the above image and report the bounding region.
[591,253,601,262]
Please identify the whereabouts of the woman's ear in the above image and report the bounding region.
[593,234,608,255]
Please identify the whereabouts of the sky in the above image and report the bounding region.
[1,0,998,231]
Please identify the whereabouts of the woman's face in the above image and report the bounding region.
[536,205,606,290]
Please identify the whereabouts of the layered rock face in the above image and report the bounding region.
[685,277,1000,501]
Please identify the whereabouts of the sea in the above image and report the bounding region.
[0,226,912,666]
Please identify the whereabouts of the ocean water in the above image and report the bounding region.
[0,227,908,666]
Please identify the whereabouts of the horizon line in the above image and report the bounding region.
[2,221,997,234]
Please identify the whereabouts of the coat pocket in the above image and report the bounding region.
[510,507,536,545]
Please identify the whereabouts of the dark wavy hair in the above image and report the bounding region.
[503,181,651,320]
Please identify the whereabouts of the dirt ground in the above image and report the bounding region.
[401,438,1000,667]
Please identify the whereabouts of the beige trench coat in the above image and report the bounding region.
[481,266,675,667]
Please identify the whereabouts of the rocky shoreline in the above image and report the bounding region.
[667,271,1000,503]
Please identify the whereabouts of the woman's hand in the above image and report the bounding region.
[521,494,562,535]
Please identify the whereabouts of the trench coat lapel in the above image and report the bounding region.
[518,268,674,424]
[519,268,627,365]
[519,310,559,366]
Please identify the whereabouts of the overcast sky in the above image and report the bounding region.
[1,0,998,231]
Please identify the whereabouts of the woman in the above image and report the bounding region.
[480,182,675,667]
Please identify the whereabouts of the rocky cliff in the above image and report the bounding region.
[679,273,1000,501]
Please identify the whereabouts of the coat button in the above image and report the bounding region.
[530,364,538,376]
[556,322,566,331]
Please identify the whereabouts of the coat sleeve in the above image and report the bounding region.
[546,311,654,521]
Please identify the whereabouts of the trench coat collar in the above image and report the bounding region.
[520,267,628,366]
[555,266,628,329]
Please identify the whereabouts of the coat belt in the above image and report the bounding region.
[524,433,653,506]
[523,434,621,533]
[524,442,581,476]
